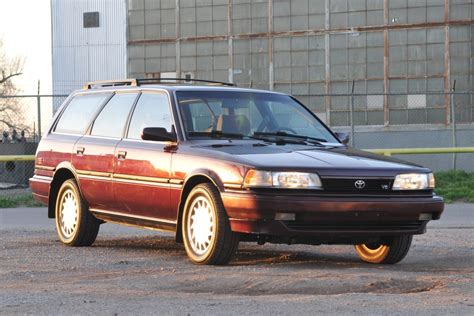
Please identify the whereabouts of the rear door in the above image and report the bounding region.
[113,90,175,224]
[72,92,138,210]
[43,93,111,177]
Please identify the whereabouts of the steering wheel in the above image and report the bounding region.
[275,127,298,135]
[256,116,270,133]
[207,121,216,132]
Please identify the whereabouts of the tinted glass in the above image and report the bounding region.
[176,91,338,143]
[184,100,224,132]
[55,93,110,134]
[127,93,173,140]
[91,93,138,138]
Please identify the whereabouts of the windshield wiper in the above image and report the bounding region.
[188,131,245,139]
[252,131,327,145]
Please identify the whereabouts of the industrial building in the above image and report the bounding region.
[51,0,128,99]
[51,0,473,169]
[125,0,473,125]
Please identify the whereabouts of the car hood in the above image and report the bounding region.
[190,141,429,177]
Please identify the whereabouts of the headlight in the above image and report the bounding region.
[244,170,322,189]
[392,173,435,190]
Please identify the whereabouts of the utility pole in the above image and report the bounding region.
[451,80,457,170]
[37,80,41,140]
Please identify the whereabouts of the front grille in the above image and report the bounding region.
[321,177,394,193]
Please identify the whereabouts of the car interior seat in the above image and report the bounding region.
[216,114,251,135]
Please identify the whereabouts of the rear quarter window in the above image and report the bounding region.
[55,93,110,135]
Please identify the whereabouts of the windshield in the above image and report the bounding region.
[176,91,339,143]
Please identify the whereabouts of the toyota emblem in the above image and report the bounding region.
[354,180,366,189]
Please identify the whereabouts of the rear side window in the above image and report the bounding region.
[55,93,110,134]
[91,93,138,138]
[127,93,173,140]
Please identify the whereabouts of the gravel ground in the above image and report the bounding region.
[0,204,473,315]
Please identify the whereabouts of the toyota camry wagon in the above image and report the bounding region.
[30,78,444,265]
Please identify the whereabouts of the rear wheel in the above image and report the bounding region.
[355,235,413,264]
[182,183,239,265]
[55,179,100,246]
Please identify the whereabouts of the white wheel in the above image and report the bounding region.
[58,189,79,239]
[55,179,100,246]
[355,235,413,264]
[187,196,216,255]
[182,183,239,265]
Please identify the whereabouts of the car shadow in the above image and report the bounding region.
[91,235,361,267]
[231,244,357,267]
[87,235,472,271]
[92,235,184,251]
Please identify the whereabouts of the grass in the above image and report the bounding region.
[0,194,43,208]
[434,170,474,203]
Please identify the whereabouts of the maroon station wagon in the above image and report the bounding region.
[30,78,444,265]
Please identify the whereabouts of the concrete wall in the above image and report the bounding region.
[127,0,473,128]
[333,124,474,171]
[125,0,473,170]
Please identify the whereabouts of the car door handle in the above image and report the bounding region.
[117,151,127,160]
[76,147,85,155]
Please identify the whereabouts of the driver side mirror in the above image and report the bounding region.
[335,132,350,145]
[141,127,177,142]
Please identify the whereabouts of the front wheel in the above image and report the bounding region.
[355,235,413,264]
[182,183,239,265]
[55,179,100,246]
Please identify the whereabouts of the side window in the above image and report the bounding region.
[91,93,138,138]
[55,93,110,134]
[127,93,173,140]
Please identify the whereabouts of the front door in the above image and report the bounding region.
[113,91,175,223]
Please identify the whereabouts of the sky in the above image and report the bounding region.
[0,0,52,133]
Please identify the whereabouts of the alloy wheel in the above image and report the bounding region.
[186,196,216,255]
[59,189,79,238]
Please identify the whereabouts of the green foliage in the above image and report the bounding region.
[434,170,474,203]
[0,194,42,208]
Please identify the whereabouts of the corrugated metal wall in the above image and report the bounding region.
[127,0,473,127]
[52,0,127,110]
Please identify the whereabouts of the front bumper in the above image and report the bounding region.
[221,190,444,237]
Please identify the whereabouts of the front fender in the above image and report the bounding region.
[182,168,225,192]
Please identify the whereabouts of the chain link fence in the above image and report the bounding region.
[0,91,472,192]
[294,90,474,172]
[0,95,67,198]
[0,144,37,201]
[292,91,474,147]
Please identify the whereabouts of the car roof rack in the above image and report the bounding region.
[136,78,235,87]
[83,79,137,90]
[83,78,234,90]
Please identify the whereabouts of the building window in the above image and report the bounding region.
[83,12,99,28]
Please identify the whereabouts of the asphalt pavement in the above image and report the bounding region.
[0,204,473,315]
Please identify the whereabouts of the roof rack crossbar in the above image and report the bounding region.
[83,78,235,90]
[136,78,235,87]
[83,79,137,90]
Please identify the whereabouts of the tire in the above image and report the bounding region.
[182,183,239,265]
[354,235,413,264]
[55,179,100,246]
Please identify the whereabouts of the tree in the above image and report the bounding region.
[0,38,27,133]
